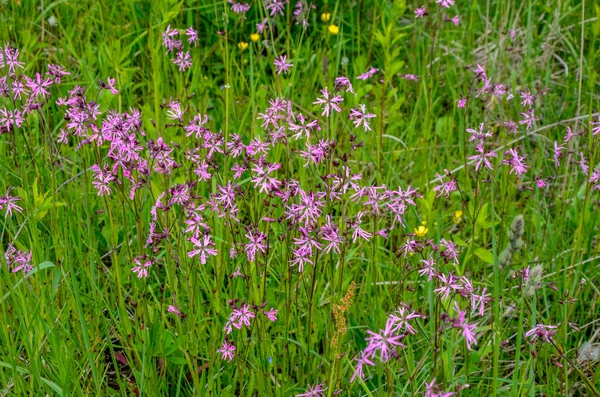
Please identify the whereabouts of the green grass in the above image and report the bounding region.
[0,0,599,395]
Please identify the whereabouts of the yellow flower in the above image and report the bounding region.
[453,210,463,224]
[414,225,428,237]
[250,33,260,42]
[321,12,331,23]
[421,220,427,226]
[328,24,339,35]
[237,42,248,51]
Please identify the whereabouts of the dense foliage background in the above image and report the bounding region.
[0,0,599,396]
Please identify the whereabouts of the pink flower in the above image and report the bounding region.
[519,109,538,129]
[502,148,529,175]
[434,272,461,299]
[350,352,375,383]
[106,77,119,95]
[591,116,600,136]
[0,188,23,217]
[5,244,33,274]
[526,324,557,344]
[470,288,491,316]
[520,90,535,107]
[168,305,181,316]
[131,257,152,278]
[265,0,286,16]
[449,15,460,26]
[296,382,326,397]
[334,76,354,93]
[263,308,278,322]
[244,230,268,262]
[313,87,343,117]
[356,66,379,80]
[217,340,236,361]
[274,54,294,75]
[536,178,547,189]
[436,0,455,8]
[25,73,53,99]
[457,98,467,108]
[364,317,406,362]
[425,379,455,397]
[187,234,218,264]
[419,256,437,281]
[433,173,457,198]
[414,6,427,18]
[467,123,493,143]
[173,51,192,71]
[185,26,199,46]
[230,303,255,329]
[349,104,376,132]
[469,143,498,171]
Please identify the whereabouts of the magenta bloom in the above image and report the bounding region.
[167,305,181,316]
[434,272,461,299]
[436,0,455,8]
[526,324,558,344]
[519,109,538,129]
[349,104,376,132]
[173,51,192,71]
[265,0,286,16]
[274,55,294,75]
[185,26,199,46]
[131,257,152,278]
[0,107,24,132]
[520,90,534,107]
[230,303,255,329]
[313,87,343,117]
[350,352,375,383]
[591,116,600,136]
[470,287,491,316]
[187,234,218,264]
[414,6,427,18]
[425,379,455,397]
[502,148,529,175]
[296,382,326,397]
[356,66,379,80]
[364,317,406,362]
[263,308,278,322]
[25,73,53,99]
[468,143,498,171]
[4,244,33,274]
[106,77,119,95]
[217,340,236,361]
[467,123,492,143]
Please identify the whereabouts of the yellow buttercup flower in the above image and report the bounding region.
[237,42,248,51]
[453,210,463,224]
[250,33,260,42]
[328,24,339,35]
[414,225,428,237]
[321,13,331,23]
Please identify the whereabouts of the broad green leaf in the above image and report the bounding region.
[474,248,494,264]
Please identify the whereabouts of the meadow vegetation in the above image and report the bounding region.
[1,0,600,395]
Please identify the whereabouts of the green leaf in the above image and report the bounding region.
[0,262,56,304]
[453,235,469,247]
[474,248,494,264]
